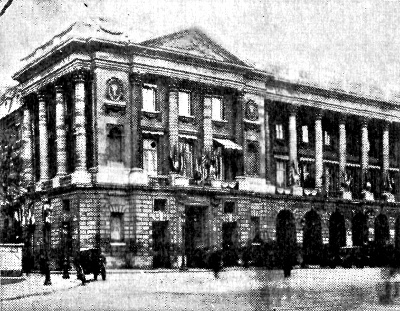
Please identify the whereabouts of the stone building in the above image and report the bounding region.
[2,19,400,268]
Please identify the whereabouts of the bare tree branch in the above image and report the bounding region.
[0,0,14,18]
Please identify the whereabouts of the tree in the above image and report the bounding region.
[0,0,13,18]
[0,114,28,242]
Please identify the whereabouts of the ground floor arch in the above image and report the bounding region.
[303,209,323,265]
[329,210,346,255]
[276,209,297,267]
[352,212,368,246]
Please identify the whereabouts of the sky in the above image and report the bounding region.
[1,0,400,94]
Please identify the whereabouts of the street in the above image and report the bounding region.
[2,268,400,310]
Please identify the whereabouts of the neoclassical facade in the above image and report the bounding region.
[3,20,400,268]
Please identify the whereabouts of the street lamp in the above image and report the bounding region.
[42,200,52,285]
[180,212,187,271]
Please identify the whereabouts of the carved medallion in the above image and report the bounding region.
[106,78,123,101]
[245,100,258,121]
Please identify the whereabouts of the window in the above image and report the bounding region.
[107,126,123,162]
[212,146,224,180]
[62,199,70,212]
[211,97,223,120]
[276,123,284,140]
[302,125,309,143]
[154,199,167,212]
[110,212,123,241]
[324,131,331,146]
[143,139,158,176]
[250,216,261,241]
[142,85,156,112]
[246,143,259,176]
[276,160,287,188]
[178,91,191,116]
[179,139,194,178]
[224,201,235,214]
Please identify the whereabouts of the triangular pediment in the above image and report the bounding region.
[140,28,248,67]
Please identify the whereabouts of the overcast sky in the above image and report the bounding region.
[1,0,400,93]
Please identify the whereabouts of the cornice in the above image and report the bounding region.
[265,92,400,123]
[19,58,91,96]
[92,58,130,72]
[131,62,245,91]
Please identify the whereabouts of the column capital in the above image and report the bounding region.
[383,120,390,131]
[360,116,369,127]
[168,78,179,91]
[72,71,85,83]
[129,73,143,86]
[315,109,323,120]
[37,91,46,102]
[54,84,64,93]
[288,105,299,116]
[338,114,348,124]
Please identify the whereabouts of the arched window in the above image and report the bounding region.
[107,126,123,163]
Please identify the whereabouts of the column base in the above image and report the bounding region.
[128,168,149,185]
[291,185,303,196]
[169,174,189,187]
[382,192,395,203]
[71,169,91,185]
[341,191,353,200]
[361,190,374,201]
[52,174,67,188]
[235,176,276,194]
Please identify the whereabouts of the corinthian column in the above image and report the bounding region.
[22,99,33,185]
[55,84,67,177]
[361,117,369,187]
[72,72,91,184]
[315,110,323,192]
[38,92,49,183]
[339,115,347,192]
[289,106,302,195]
[382,122,390,187]
[169,79,179,160]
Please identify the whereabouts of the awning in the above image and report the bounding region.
[213,138,242,150]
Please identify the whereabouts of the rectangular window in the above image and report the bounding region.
[324,131,331,146]
[107,126,123,163]
[211,97,223,120]
[178,91,191,116]
[276,124,284,140]
[302,125,309,143]
[143,139,158,176]
[62,199,70,212]
[142,85,156,112]
[110,213,123,241]
[224,201,235,214]
[246,142,259,176]
[179,139,194,178]
[154,199,167,212]
[276,160,287,188]
[250,216,261,241]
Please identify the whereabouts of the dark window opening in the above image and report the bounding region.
[154,199,167,212]
[224,201,235,214]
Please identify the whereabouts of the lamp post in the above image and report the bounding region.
[43,199,52,285]
[180,212,187,271]
[26,209,36,275]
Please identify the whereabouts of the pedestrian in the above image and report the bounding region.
[40,254,52,286]
[283,251,292,278]
[209,247,222,279]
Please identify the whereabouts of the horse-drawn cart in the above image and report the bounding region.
[74,248,106,285]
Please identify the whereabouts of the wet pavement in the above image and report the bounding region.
[2,268,400,310]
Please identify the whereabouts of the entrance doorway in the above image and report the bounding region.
[222,222,239,266]
[185,206,207,267]
[152,221,170,268]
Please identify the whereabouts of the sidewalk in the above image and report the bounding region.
[1,273,81,301]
